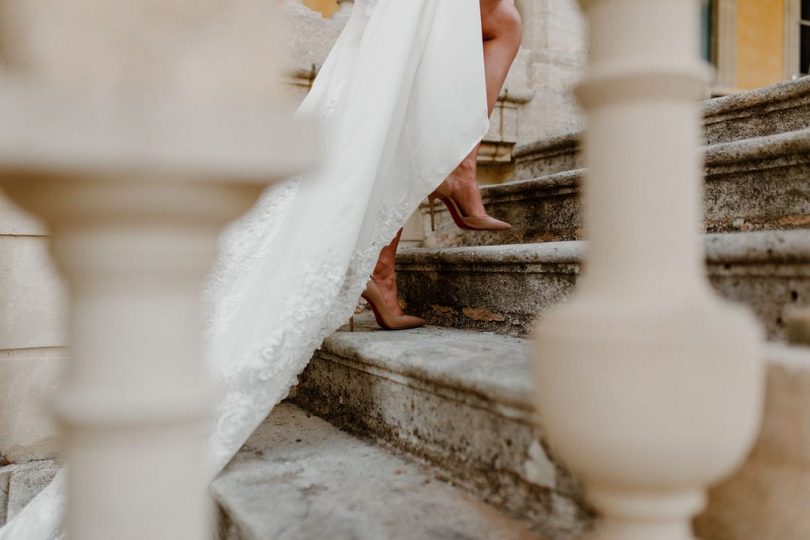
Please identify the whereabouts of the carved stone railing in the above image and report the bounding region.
[0,1,319,537]
[532,1,765,538]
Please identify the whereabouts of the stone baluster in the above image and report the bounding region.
[0,1,318,538]
[532,1,764,539]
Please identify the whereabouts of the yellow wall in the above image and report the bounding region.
[736,0,785,89]
[304,0,339,18]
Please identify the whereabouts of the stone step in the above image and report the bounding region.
[291,322,810,540]
[510,77,810,180]
[423,128,810,248]
[397,230,810,339]
[213,402,548,540]
[289,319,591,540]
[704,76,810,145]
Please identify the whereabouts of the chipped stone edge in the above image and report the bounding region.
[703,77,810,126]
[513,132,581,162]
[454,127,809,224]
[511,78,810,171]
[507,126,808,196]
[400,230,810,269]
[398,241,584,267]
[706,128,810,170]
[314,347,534,421]
[293,349,594,539]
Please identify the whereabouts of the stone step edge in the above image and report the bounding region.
[512,77,810,161]
[296,329,810,539]
[399,229,810,268]
[513,132,580,163]
[314,326,810,438]
[703,76,810,127]
[434,127,810,216]
[297,341,810,540]
[294,324,593,536]
[301,332,810,539]
[213,403,548,540]
[512,128,810,197]
[316,335,535,422]
[707,126,810,169]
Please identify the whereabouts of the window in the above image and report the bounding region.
[786,0,809,79]
[701,1,714,64]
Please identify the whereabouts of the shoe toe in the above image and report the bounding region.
[491,218,511,230]
[403,315,426,329]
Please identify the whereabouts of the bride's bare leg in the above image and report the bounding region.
[368,1,521,321]
[370,229,405,316]
[481,0,524,114]
[440,0,522,217]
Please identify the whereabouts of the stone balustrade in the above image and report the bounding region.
[0,1,319,537]
[533,1,765,539]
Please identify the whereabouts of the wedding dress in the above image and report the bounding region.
[0,0,488,537]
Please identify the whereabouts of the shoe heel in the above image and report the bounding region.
[429,195,436,231]
[350,316,355,332]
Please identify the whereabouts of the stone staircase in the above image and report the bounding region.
[213,403,544,540]
[215,77,810,539]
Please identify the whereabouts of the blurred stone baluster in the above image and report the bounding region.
[532,1,764,539]
[0,1,319,539]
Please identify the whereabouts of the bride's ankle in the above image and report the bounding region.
[370,270,395,290]
[440,171,477,197]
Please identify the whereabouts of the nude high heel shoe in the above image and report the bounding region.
[428,188,511,232]
[360,278,425,331]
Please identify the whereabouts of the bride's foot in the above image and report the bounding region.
[362,278,425,331]
[361,230,425,331]
[430,152,511,232]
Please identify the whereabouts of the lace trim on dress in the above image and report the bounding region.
[205,188,418,471]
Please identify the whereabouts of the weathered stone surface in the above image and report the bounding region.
[3,459,59,523]
[398,243,579,337]
[213,403,549,540]
[515,0,586,145]
[294,325,810,540]
[425,128,810,248]
[704,76,810,145]
[0,466,10,525]
[512,133,581,181]
[290,317,592,540]
[509,77,810,183]
[696,344,810,540]
[707,231,810,341]
[704,129,810,234]
[0,191,66,465]
[0,236,66,350]
[398,230,810,339]
[0,348,64,463]
[483,52,533,148]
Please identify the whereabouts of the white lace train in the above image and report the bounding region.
[0,0,488,537]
